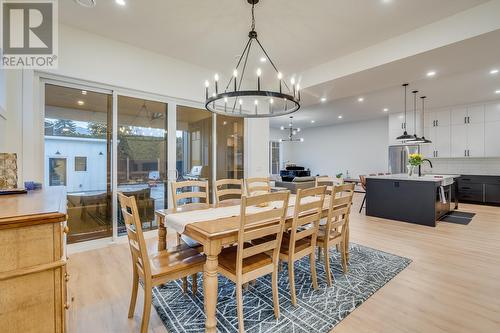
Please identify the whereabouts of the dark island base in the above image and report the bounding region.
[366,178,452,227]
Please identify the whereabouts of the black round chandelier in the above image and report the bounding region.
[204,0,300,118]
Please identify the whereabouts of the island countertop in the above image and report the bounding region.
[366,174,461,183]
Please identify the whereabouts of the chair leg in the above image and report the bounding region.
[359,195,366,213]
[324,246,333,287]
[192,274,198,294]
[288,260,297,306]
[271,268,280,319]
[182,277,188,294]
[140,280,152,333]
[176,232,181,245]
[317,247,322,261]
[236,283,245,333]
[341,242,348,273]
[128,269,139,318]
[309,253,318,290]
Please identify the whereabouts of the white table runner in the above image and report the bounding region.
[166,195,320,234]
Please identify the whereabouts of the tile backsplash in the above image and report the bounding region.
[421,158,500,176]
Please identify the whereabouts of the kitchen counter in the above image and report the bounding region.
[365,174,458,227]
[366,173,460,183]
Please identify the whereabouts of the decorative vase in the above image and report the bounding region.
[407,165,415,177]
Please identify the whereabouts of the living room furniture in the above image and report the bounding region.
[275,176,315,194]
[0,188,69,333]
[279,165,311,181]
[118,193,205,333]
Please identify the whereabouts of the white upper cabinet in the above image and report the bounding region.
[485,102,500,156]
[485,102,500,122]
[450,106,468,125]
[451,124,468,157]
[467,123,485,157]
[435,109,451,127]
[467,105,485,124]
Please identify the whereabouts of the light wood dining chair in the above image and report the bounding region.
[316,183,354,286]
[217,191,290,333]
[118,193,205,333]
[214,178,243,206]
[170,180,209,246]
[279,186,326,306]
[171,180,210,210]
[245,177,271,196]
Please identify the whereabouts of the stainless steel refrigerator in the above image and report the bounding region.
[388,145,420,174]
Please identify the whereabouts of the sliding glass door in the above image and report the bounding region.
[44,84,113,243]
[43,80,243,243]
[117,96,168,235]
[176,105,213,201]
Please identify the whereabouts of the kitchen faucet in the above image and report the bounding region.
[418,159,433,177]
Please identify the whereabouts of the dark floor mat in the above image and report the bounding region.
[439,211,475,225]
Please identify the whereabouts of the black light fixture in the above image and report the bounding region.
[396,83,414,141]
[419,96,432,144]
[204,0,300,118]
[405,90,425,144]
[279,117,304,142]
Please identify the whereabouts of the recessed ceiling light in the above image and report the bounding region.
[358,97,364,102]
[115,0,126,6]
[383,108,389,112]
[496,90,500,94]
[77,100,85,106]
[490,69,499,75]
[426,71,436,77]
[75,0,96,8]
[311,120,315,123]
[81,90,87,95]
[260,57,267,63]
[338,115,343,119]
[320,97,327,103]
[381,0,392,3]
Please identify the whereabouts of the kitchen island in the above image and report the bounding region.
[366,174,459,227]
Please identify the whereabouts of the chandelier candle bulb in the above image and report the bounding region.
[205,80,209,99]
[257,68,262,91]
[214,74,219,94]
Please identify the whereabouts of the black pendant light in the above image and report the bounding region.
[405,90,425,144]
[419,96,432,144]
[396,83,414,141]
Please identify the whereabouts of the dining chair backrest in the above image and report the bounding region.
[214,178,243,205]
[171,180,210,210]
[324,183,355,240]
[288,186,326,253]
[245,177,271,196]
[236,191,290,276]
[359,175,367,190]
[117,193,151,278]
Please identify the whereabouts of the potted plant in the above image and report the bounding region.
[408,153,423,177]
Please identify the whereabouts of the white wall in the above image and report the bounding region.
[3,24,268,184]
[280,117,389,179]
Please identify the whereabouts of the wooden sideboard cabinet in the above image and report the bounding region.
[0,188,70,333]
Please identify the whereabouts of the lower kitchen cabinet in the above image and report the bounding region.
[457,175,500,205]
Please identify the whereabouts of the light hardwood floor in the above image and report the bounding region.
[66,194,500,332]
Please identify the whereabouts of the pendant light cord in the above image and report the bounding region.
[251,3,256,31]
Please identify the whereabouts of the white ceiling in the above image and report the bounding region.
[62,0,487,76]
[270,29,500,128]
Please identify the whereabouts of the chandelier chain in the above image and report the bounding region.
[251,3,256,31]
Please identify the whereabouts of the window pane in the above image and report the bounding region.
[117,96,168,235]
[216,115,244,180]
[75,156,87,171]
[45,84,112,243]
[176,105,213,202]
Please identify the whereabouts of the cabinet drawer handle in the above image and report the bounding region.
[65,273,70,282]
[63,226,69,234]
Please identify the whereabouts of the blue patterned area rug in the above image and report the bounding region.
[152,243,411,333]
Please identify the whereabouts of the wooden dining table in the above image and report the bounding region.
[155,195,350,333]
